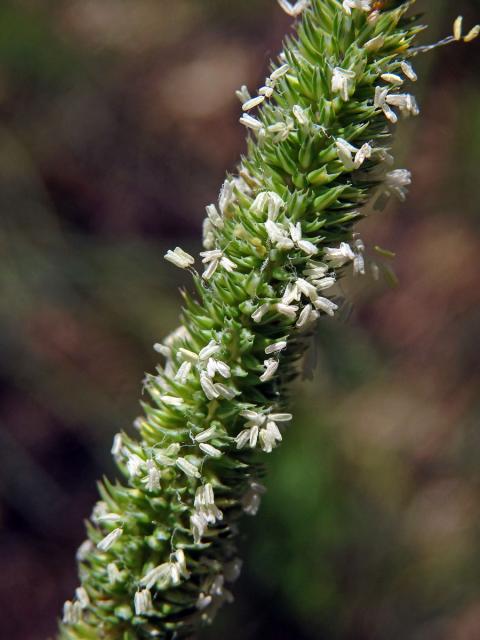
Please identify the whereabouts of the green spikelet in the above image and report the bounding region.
[58,1,476,638]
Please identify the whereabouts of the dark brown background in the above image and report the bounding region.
[0,1,479,638]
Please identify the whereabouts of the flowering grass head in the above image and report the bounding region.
[58,1,478,638]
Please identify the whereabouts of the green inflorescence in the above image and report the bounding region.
[57,1,473,638]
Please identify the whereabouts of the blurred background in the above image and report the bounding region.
[0,1,479,638]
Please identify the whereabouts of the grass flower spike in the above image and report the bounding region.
[58,1,478,638]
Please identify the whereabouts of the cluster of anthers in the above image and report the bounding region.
[60,1,479,637]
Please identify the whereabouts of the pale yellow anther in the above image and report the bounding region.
[453,16,463,41]
[464,25,480,43]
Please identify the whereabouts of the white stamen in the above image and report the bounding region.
[194,483,223,525]
[96,513,122,523]
[206,204,224,229]
[134,589,153,616]
[235,85,251,103]
[164,327,188,346]
[353,252,365,275]
[199,340,221,360]
[296,277,318,300]
[173,549,190,580]
[107,562,121,584]
[385,169,412,201]
[313,275,336,290]
[126,453,144,477]
[111,433,123,458]
[210,359,231,379]
[196,593,213,610]
[400,61,418,82]
[386,93,419,116]
[240,409,266,425]
[63,600,83,625]
[200,248,236,278]
[265,220,294,250]
[267,119,294,142]
[239,113,263,130]
[178,348,199,363]
[161,395,184,407]
[219,179,235,215]
[224,558,243,583]
[143,460,161,492]
[374,86,398,124]
[242,95,265,111]
[235,428,252,449]
[259,420,283,453]
[176,457,201,479]
[164,247,195,269]
[141,562,179,590]
[175,361,192,384]
[354,235,365,253]
[453,15,463,41]
[282,282,300,305]
[202,258,219,280]
[381,73,403,85]
[293,104,309,126]
[374,86,388,108]
[75,587,90,609]
[259,85,274,98]
[339,137,365,168]
[288,222,319,255]
[313,297,339,317]
[364,35,385,52]
[191,511,208,544]
[324,242,355,267]
[384,104,398,123]
[331,67,356,101]
[76,540,94,561]
[342,0,371,15]
[277,0,310,17]
[213,383,238,400]
[289,221,302,243]
[199,442,222,458]
[296,304,319,329]
[269,413,293,422]
[153,343,171,358]
[200,372,219,400]
[304,261,329,279]
[97,528,123,552]
[354,143,372,169]
[220,255,237,272]
[195,425,217,443]
[270,63,290,81]
[260,358,279,382]
[276,303,299,320]
[241,480,266,516]
[265,341,287,355]
[336,138,357,170]
[92,502,108,521]
[250,192,269,214]
[464,25,480,43]
[156,443,180,467]
[250,191,285,220]
[203,219,215,250]
[206,357,217,378]
[298,239,318,256]
[249,425,260,448]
